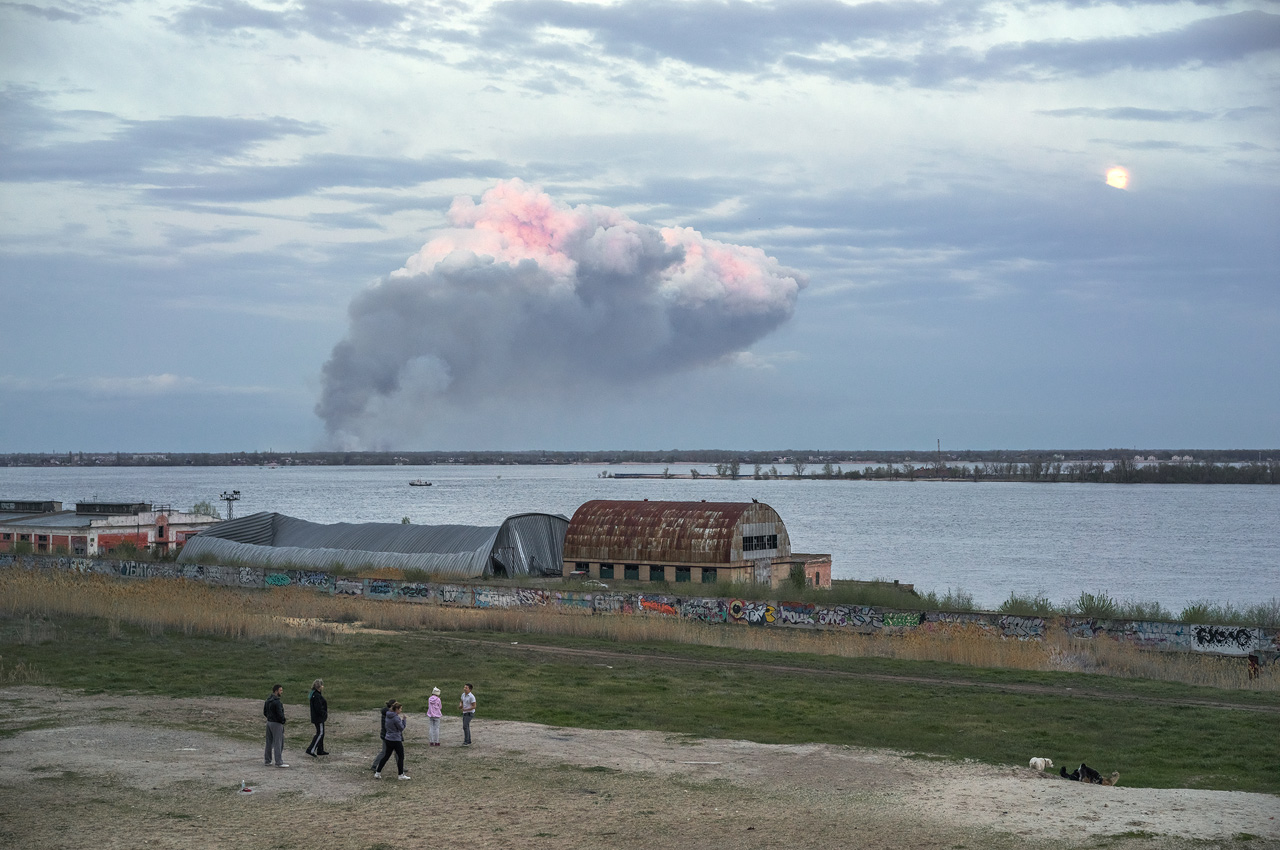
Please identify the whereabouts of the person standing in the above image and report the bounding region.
[371,698,395,771]
[305,678,329,758]
[427,687,442,746]
[459,683,476,746]
[263,684,288,768]
[374,701,410,780]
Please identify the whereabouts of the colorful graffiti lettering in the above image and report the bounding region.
[728,600,775,625]
[265,573,291,586]
[777,603,817,626]
[883,612,923,627]
[640,598,677,616]
[680,598,729,623]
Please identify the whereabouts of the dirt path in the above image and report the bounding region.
[0,687,1276,849]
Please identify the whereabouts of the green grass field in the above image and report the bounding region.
[3,612,1276,795]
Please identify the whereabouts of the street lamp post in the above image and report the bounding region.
[220,490,241,521]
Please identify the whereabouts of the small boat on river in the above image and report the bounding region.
[409,479,432,486]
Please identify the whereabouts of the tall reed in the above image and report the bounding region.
[1,569,1274,691]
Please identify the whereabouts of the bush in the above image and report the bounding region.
[1073,591,1119,619]
[998,592,1057,616]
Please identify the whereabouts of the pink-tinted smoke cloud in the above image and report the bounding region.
[316,179,806,446]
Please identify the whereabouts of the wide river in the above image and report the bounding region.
[2,464,1276,613]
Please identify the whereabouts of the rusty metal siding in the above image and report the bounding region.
[563,500,791,566]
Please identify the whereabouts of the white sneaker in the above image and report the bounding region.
[277,764,289,769]
[373,772,381,779]
[398,774,411,780]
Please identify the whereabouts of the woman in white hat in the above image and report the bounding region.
[427,687,443,746]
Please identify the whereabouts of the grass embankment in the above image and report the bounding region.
[2,570,1278,794]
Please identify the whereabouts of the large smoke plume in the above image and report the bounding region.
[316,179,806,446]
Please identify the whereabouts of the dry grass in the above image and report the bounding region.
[1,568,1275,691]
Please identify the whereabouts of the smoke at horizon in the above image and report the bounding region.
[316,179,806,447]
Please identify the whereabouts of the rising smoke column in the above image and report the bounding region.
[316,179,806,446]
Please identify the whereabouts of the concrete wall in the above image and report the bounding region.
[4,553,1277,658]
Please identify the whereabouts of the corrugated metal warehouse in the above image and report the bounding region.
[562,499,832,586]
[178,511,569,578]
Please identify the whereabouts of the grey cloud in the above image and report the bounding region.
[140,153,506,203]
[172,0,423,44]
[488,0,990,72]
[0,111,323,183]
[0,2,83,21]
[785,10,1280,85]
[1038,106,1217,122]
[316,182,806,447]
[0,99,504,204]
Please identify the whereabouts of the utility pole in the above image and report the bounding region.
[220,490,240,521]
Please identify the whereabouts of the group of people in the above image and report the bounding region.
[262,680,477,778]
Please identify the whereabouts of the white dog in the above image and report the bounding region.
[1029,757,1054,771]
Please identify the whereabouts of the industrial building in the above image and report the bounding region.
[0,499,221,556]
[561,499,831,587]
[177,511,569,578]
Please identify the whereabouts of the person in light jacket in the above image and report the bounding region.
[371,698,394,771]
[459,683,476,746]
[305,678,329,758]
[427,687,442,746]
[374,701,409,780]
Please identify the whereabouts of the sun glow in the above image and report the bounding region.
[1105,166,1130,190]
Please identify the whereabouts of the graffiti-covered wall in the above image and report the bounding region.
[3,553,1276,657]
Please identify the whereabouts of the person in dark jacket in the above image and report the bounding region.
[305,678,329,758]
[263,684,288,768]
[371,698,395,771]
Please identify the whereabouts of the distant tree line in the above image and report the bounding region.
[807,459,1280,485]
[1,449,1276,485]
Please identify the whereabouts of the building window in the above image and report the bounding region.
[37,535,48,542]
[624,564,640,581]
[599,563,614,579]
[574,562,589,573]
[701,568,717,583]
[1,533,9,540]
[649,565,665,582]
[675,567,691,582]
[743,534,779,552]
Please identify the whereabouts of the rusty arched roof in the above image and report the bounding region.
[563,499,788,566]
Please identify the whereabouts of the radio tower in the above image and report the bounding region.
[220,490,241,520]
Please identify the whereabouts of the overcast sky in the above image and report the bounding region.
[1,0,1276,452]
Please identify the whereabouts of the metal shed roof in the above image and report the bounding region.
[178,511,568,578]
[563,500,788,566]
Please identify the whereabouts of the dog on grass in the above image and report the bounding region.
[1029,757,1054,771]
[1060,763,1120,785]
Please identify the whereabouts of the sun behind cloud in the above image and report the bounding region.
[1105,166,1130,190]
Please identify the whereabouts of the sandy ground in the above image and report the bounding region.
[0,687,1275,849]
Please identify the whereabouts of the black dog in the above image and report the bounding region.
[1061,763,1103,783]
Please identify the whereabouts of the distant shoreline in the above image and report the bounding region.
[3,450,1277,484]
[3,448,1276,468]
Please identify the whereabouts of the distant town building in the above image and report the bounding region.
[561,499,831,587]
[0,500,221,556]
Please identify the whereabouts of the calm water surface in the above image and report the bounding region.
[2,464,1276,612]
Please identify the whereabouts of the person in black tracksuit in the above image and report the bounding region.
[371,698,395,771]
[306,678,329,757]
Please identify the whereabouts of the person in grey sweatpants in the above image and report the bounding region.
[263,684,288,768]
